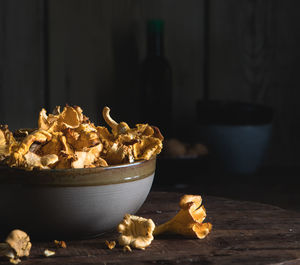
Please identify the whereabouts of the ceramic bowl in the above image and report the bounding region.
[196,101,273,175]
[0,158,156,239]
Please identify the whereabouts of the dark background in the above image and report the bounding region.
[0,0,300,209]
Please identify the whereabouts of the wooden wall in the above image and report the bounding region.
[48,0,204,128]
[0,1,45,129]
[0,0,300,166]
[208,0,300,166]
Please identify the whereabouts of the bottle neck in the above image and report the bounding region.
[147,31,164,57]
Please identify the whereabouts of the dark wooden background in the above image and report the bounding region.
[0,0,299,167]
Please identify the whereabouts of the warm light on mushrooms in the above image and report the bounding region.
[153,195,212,239]
[105,240,116,250]
[0,229,32,264]
[102,107,130,137]
[117,195,212,251]
[117,214,155,250]
[43,249,55,257]
[54,240,67,249]
[0,125,17,162]
[0,105,163,170]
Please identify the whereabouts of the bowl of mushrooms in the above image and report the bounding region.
[0,106,163,239]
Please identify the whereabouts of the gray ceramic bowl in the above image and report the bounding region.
[0,159,156,239]
[196,101,273,175]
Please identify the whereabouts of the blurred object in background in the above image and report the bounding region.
[196,100,273,175]
[162,138,208,159]
[155,138,208,188]
[139,19,173,137]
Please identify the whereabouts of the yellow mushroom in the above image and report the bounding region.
[116,195,212,251]
[0,229,32,264]
[104,240,116,250]
[54,240,67,249]
[24,152,58,170]
[43,249,55,257]
[38,108,61,132]
[117,214,155,250]
[123,245,132,252]
[9,129,52,167]
[38,105,83,133]
[102,106,130,136]
[132,137,163,160]
[105,142,134,165]
[1,105,164,170]
[153,195,212,239]
[71,143,103,168]
[0,125,17,161]
[59,105,82,129]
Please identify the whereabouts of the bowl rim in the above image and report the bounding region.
[196,100,273,125]
[0,158,156,187]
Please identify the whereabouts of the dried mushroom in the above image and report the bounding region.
[154,195,212,239]
[105,143,134,165]
[0,125,17,162]
[54,240,67,249]
[118,214,155,250]
[71,143,103,168]
[116,195,212,251]
[105,240,116,250]
[163,138,208,158]
[0,229,32,264]
[9,129,52,168]
[102,107,163,164]
[24,152,58,170]
[43,249,55,257]
[133,137,162,160]
[123,245,132,252]
[103,107,130,137]
[0,105,163,170]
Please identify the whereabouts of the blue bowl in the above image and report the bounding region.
[196,101,273,175]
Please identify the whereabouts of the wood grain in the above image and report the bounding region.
[0,0,45,130]
[48,0,205,130]
[1,191,299,265]
[207,0,300,167]
[141,0,205,134]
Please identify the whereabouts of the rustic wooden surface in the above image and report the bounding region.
[1,191,300,265]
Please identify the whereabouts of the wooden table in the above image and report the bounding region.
[1,191,300,265]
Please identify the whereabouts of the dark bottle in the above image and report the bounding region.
[140,20,173,137]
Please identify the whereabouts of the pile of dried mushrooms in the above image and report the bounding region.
[0,106,163,170]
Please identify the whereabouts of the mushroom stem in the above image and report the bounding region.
[102,107,130,136]
[153,195,212,239]
[153,220,172,236]
[153,210,191,236]
[102,107,118,132]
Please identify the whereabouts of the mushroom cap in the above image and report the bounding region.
[5,229,32,257]
[154,194,212,239]
[118,214,155,250]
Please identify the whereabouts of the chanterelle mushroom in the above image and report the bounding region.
[102,107,163,164]
[0,229,32,264]
[154,195,212,239]
[0,105,164,170]
[117,214,155,250]
[0,125,17,162]
[102,107,130,137]
[117,195,212,251]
